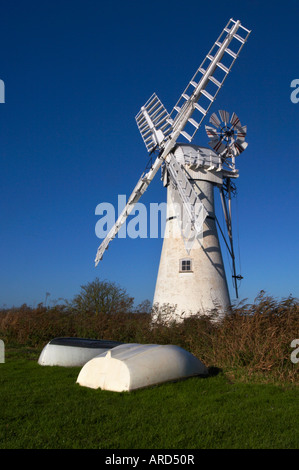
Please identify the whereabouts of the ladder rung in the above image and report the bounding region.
[142,128,152,138]
[174,106,181,113]
[190,80,197,88]
[198,67,206,74]
[201,90,214,101]
[160,119,172,129]
[188,118,199,129]
[136,114,146,125]
[164,128,172,136]
[155,117,168,128]
[138,120,148,130]
[140,125,150,135]
[180,131,192,142]
[145,95,158,110]
[207,54,214,61]
[215,41,222,47]
[153,109,167,124]
[217,62,229,73]
[160,122,171,131]
[147,101,161,115]
[150,105,164,119]
[208,76,222,87]
[239,24,251,34]
[225,47,237,59]
[182,93,190,100]
[233,33,245,44]
[194,103,207,115]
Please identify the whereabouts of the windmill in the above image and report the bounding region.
[95,18,251,321]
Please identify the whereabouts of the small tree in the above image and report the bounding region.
[135,299,152,314]
[71,278,134,315]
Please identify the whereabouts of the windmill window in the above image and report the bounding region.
[179,259,192,272]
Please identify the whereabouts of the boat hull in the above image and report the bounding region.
[38,337,122,367]
[77,343,208,391]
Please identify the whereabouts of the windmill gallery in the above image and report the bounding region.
[95,18,251,322]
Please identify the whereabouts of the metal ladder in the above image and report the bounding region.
[166,153,208,251]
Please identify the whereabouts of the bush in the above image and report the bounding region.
[0,291,298,384]
[69,278,134,315]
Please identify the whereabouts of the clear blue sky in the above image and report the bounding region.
[0,0,298,308]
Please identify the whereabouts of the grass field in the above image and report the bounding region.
[0,348,298,449]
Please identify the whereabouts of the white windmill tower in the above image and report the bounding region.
[95,18,251,322]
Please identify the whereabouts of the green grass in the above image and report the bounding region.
[0,348,298,449]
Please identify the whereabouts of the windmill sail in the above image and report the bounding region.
[167,18,251,144]
[95,18,251,265]
[135,93,172,153]
[95,154,163,266]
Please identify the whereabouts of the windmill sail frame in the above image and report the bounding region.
[95,18,251,275]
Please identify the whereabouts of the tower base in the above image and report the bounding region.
[152,145,231,323]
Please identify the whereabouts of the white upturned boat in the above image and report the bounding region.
[38,337,123,367]
[76,343,208,392]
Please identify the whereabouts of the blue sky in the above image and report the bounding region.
[0,0,298,308]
